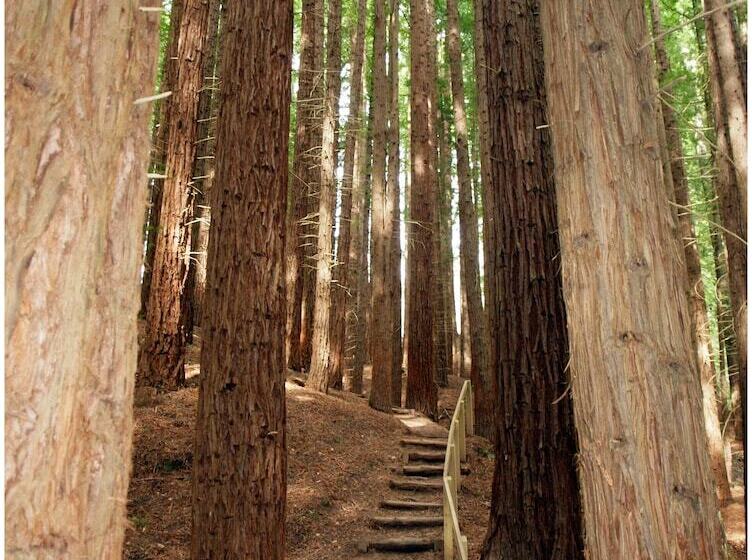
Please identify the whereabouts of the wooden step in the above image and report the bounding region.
[357,536,441,553]
[370,515,443,528]
[400,436,447,449]
[406,450,445,463]
[394,464,471,477]
[392,407,415,415]
[379,499,442,510]
[389,477,443,491]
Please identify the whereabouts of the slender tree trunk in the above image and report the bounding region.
[183,0,222,343]
[433,117,451,388]
[332,0,368,391]
[459,261,471,378]
[649,0,732,503]
[138,0,212,389]
[406,0,439,418]
[190,1,292,556]
[540,2,725,558]
[141,1,184,317]
[447,0,492,437]
[480,2,583,557]
[346,67,371,395]
[388,0,403,406]
[6,2,159,556]
[287,0,325,371]
[369,0,395,412]
[473,0,493,318]
[705,0,748,217]
[308,0,343,392]
[706,1,748,452]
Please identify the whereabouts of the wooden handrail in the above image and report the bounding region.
[442,380,473,560]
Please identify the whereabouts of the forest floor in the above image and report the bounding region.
[124,329,495,559]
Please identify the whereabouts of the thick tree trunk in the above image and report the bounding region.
[190,1,292,556]
[447,0,492,438]
[369,0,395,412]
[141,1,185,318]
[540,2,725,558]
[459,261,471,378]
[138,0,212,389]
[332,0,368,391]
[706,1,748,451]
[480,2,584,557]
[184,0,222,340]
[287,0,325,371]
[308,0,343,392]
[406,0,438,418]
[705,0,748,217]
[388,0,403,406]
[5,2,159,556]
[649,0,732,503]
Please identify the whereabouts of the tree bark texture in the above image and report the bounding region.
[706,2,747,450]
[480,2,584,558]
[287,0,325,371]
[369,0,395,412]
[332,0,368,391]
[540,2,725,558]
[406,0,438,419]
[308,0,343,392]
[138,0,212,389]
[649,0,732,503]
[190,1,292,557]
[5,2,160,556]
[141,0,184,317]
[447,0,493,438]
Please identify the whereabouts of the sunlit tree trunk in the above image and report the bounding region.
[6,2,159,556]
[287,0,325,371]
[648,0,731,503]
[540,2,725,557]
[308,0,343,392]
[369,0,395,412]
[190,2,292,557]
[406,0,439,418]
[138,0,212,389]
[433,116,451,388]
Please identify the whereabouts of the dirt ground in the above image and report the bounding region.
[124,336,495,559]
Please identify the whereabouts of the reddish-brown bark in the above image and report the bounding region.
[406,0,438,418]
[138,0,212,389]
[190,1,292,557]
[480,2,584,557]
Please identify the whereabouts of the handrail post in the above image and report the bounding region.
[459,402,467,462]
[443,482,454,560]
[467,383,475,436]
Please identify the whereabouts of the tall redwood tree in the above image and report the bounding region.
[190,1,292,557]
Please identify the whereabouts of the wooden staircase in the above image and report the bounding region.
[357,422,467,556]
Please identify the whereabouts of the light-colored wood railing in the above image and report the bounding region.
[443,380,474,560]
